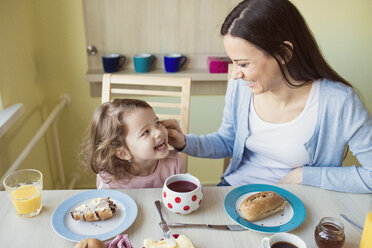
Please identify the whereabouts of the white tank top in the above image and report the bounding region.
[225,81,319,185]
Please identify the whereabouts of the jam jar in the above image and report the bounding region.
[314,217,345,248]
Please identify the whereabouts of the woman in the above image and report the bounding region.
[162,0,372,193]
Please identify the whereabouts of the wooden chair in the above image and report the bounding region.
[223,64,233,172]
[102,73,191,172]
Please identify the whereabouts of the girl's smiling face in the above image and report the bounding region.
[223,34,286,95]
[124,108,169,166]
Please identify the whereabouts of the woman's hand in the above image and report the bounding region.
[160,119,186,150]
[278,166,303,184]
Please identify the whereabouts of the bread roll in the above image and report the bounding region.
[74,238,106,248]
[239,191,287,221]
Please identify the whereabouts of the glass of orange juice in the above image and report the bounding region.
[360,196,372,248]
[3,169,43,217]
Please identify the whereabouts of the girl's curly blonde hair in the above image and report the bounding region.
[80,98,152,181]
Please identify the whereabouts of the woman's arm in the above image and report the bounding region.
[278,167,303,184]
[164,79,238,159]
[303,89,372,193]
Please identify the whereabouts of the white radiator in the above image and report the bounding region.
[0,94,79,190]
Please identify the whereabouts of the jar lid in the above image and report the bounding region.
[318,217,344,234]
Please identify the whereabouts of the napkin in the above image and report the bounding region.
[106,234,133,248]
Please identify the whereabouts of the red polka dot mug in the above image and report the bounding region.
[162,173,203,214]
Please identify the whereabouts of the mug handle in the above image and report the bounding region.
[150,55,156,66]
[179,56,187,69]
[118,55,126,69]
[262,237,270,248]
[114,55,126,72]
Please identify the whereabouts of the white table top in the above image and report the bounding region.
[0,185,369,247]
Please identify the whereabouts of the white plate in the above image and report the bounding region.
[51,190,137,242]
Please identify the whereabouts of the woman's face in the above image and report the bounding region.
[223,34,285,95]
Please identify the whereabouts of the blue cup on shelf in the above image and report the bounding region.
[102,54,126,73]
[164,53,187,73]
[133,53,156,73]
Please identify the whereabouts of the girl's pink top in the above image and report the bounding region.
[96,150,183,189]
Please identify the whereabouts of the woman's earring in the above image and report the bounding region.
[128,159,131,163]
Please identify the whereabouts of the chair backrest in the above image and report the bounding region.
[102,73,191,172]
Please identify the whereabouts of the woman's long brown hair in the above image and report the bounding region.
[221,0,352,88]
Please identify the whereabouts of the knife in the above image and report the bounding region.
[154,200,176,244]
[166,222,247,231]
[340,214,363,232]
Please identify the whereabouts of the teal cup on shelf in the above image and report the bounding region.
[133,53,156,73]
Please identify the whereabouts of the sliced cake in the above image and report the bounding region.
[70,197,117,222]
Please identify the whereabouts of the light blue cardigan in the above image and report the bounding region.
[183,78,372,193]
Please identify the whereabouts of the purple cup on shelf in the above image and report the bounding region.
[164,53,187,73]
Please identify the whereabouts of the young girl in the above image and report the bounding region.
[81,98,183,189]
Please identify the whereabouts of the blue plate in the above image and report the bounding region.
[51,189,137,242]
[224,184,306,233]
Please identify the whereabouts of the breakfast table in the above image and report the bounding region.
[0,184,369,247]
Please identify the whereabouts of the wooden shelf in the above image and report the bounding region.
[85,68,228,83]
